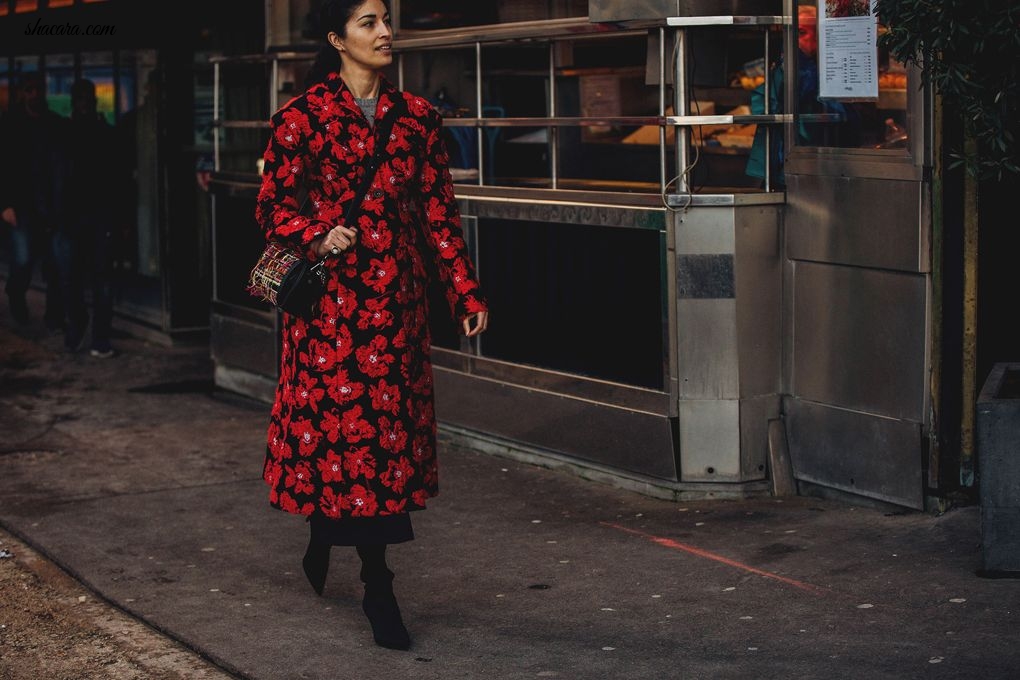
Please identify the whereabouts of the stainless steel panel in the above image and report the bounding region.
[677,396,775,482]
[678,299,738,399]
[394,18,647,50]
[434,367,680,480]
[735,206,782,397]
[675,205,781,401]
[451,184,785,208]
[440,114,788,127]
[785,397,924,509]
[210,311,278,379]
[676,208,735,254]
[792,261,927,422]
[214,364,277,405]
[455,185,669,209]
[462,199,666,231]
[675,206,738,401]
[678,399,740,481]
[665,15,785,25]
[431,348,673,415]
[589,0,781,22]
[784,152,925,183]
[739,395,778,480]
[667,192,787,208]
[786,174,927,273]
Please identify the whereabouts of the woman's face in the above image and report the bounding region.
[337,0,393,73]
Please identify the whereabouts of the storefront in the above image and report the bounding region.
[207,0,940,509]
[0,0,263,344]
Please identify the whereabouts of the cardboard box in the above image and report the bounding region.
[579,74,622,137]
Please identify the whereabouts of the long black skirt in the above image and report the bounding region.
[308,512,415,546]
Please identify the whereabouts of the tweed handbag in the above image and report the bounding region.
[246,241,327,320]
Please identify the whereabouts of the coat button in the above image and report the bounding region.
[372,189,384,199]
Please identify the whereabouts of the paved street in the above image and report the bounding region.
[1,290,1019,680]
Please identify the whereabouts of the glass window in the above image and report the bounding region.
[117,49,161,280]
[552,34,672,193]
[475,217,666,389]
[81,51,115,124]
[216,58,272,174]
[12,55,40,75]
[793,1,909,151]
[45,52,74,118]
[0,59,8,114]
[399,0,587,31]
[267,0,313,48]
[14,0,39,12]
[400,0,496,30]
[48,0,75,7]
[6,58,39,118]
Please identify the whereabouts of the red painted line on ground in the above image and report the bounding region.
[601,521,827,596]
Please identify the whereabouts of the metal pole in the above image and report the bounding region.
[476,42,484,185]
[550,41,558,190]
[213,61,220,172]
[674,29,688,194]
[271,57,279,113]
[659,27,667,197]
[762,25,772,192]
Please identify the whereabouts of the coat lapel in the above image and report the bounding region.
[322,72,405,149]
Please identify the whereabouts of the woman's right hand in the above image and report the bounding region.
[313,224,358,258]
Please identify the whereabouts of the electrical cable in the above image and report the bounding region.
[660,32,703,213]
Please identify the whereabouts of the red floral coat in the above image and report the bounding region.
[255,73,487,520]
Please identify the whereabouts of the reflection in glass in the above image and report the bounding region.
[794,2,909,151]
[81,51,115,124]
[0,68,8,114]
[44,52,74,118]
[478,217,665,389]
[118,50,161,283]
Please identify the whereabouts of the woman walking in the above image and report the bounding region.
[254,0,488,650]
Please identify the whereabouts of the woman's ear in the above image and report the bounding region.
[327,31,344,51]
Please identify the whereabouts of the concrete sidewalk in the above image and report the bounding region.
[1,292,1019,680]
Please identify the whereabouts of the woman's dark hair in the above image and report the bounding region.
[303,0,391,88]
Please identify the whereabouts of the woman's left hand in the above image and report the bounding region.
[462,311,489,337]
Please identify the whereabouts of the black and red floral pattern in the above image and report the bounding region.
[256,73,487,519]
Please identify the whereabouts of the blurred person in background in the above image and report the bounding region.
[52,78,117,356]
[0,71,69,327]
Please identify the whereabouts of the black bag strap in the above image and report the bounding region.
[307,114,394,272]
[341,115,394,232]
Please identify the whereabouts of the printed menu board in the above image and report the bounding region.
[817,0,879,101]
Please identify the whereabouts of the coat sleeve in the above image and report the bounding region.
[417,109,489,324]
[255,103,332,251]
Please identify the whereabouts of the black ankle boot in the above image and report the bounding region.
[361,573,411,650]
[357,545,410,650]
[302,540,330,596]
